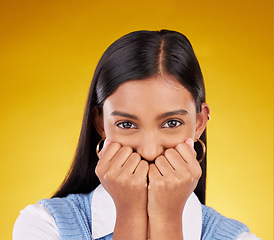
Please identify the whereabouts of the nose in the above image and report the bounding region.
[136,131,163,161]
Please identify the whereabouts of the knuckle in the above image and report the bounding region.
[155,155,165,165]
[183,171,192,182]
[131,152,141,160]
[112,142,121,150]
[139,160,148,168]
[175,143,184,152]
[164,148,175,157]
[155,179,165,189]
[117,174,127,185]
[131,178,143,188]
[104,171,111,180]
[195,167,202,179]
[104,170,115,182]
[95,164,103,178]
[171,178,182,190]
[95,167,100,177]
[95,164,99,173]
[157,155,166,161]
[121,145,133,154]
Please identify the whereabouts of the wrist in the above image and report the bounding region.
[149,215,183,240]
[114,210,148,240]
[148,206,184,220]
[149,212,182,225]
[116,204,147,219]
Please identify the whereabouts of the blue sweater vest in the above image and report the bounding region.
[39,191,249,240]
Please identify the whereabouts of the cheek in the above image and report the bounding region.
[102,119,116,140]
[104,131,139,148]
[161,130,195,148]
[187,122,197,140]
[103,130,197,151]
[102,118,135,144]
[161,121,197,148]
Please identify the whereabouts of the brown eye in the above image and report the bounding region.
[162,120,183,128]
[116,121,137,129]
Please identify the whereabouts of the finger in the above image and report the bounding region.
[108,146,133,171]
[96,141,121,172]
[98,142,121,163]
[99,138,112,158]
[122,152,141,174]
[154,155,174,176]
[185,138,194,149]
[97,146,134,181]
[134,160,149,178]
[175,141,198,165]
[96,142,122,178]
[174,141,202,178]
[148,163,162,182]
[164,148,187,171]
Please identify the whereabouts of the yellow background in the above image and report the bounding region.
[0,0,272,239]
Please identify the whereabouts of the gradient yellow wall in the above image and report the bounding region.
[1,0,272,239]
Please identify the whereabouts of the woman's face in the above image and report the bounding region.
[96,75,209,162]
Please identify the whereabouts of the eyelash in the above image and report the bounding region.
[162,119,184,128]
[115,119,184,129]
[116,121,138,129]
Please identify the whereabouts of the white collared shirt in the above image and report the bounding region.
[13,185,260,240]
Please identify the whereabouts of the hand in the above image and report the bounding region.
[147,138,202,220]
[95,139,149,217]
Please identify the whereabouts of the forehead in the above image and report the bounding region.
[103,76,196,115]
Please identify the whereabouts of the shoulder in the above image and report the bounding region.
[13,192,94,240]
[39,192,93,226]
[13,203,60,240]
[39,191,94,211]
[237,232,262,240]
[201,205,261,240]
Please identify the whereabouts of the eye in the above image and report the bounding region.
[162,120,183,128]
[116,121,138,129]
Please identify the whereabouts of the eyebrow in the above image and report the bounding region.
[110,109,188,120]
[110,111,138,120]
[157,109,188,120]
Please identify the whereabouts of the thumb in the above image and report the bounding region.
[185,138,194,148]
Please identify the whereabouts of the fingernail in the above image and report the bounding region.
[103,138,111,149]
[185,138,194,147]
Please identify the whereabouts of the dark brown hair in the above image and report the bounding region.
[53,30,207,204]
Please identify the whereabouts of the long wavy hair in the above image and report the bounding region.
[53,29,207,204]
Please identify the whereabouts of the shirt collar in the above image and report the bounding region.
[91,184,202,239]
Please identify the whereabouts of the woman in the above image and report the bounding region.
[13,30,260,239]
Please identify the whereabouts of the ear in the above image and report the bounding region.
[195,103,210,139]
[92,107,106,138]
